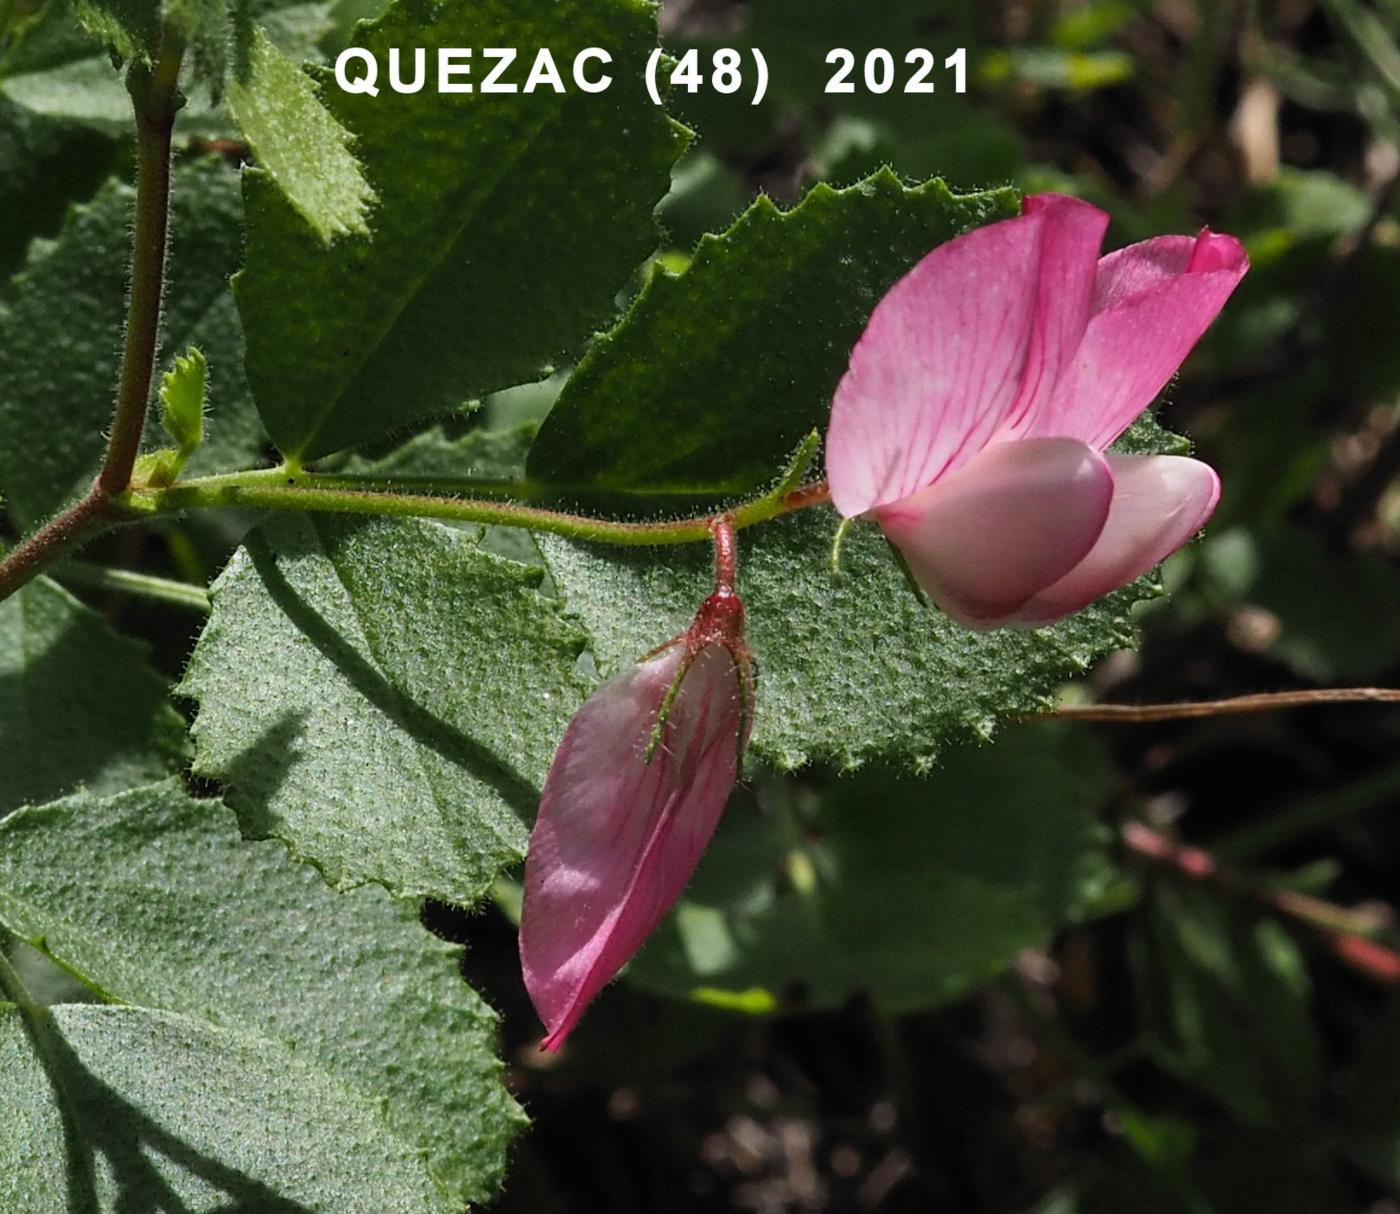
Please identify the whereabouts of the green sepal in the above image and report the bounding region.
[881,529,932,608]
[643,640,690,762]
[131,447,183,488]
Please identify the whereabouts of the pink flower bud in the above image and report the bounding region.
[520,585,754,1051]
[825,193,1247,629]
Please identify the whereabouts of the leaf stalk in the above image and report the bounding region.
[132,468,834,546]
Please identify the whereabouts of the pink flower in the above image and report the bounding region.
[520,579,754,1051]
[826,193,1248,629]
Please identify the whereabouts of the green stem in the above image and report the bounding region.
[54,561,210,612]
[132,464,832,546]
[99,30,184,496]
[289,471,539,499]
[0,938,46,1018]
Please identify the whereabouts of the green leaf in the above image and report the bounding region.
[0,578,187,817]
[540,499,1155,772]
[0,1005,442,1211]
[180,514,590,903]
[257,0,339,65]
[1,0,151,130]
[226,25,373,242]
[0,162,268,531]
[526,170,1019,496]
[72,0,232,88]
[345,420,538,481]
[628,723,1117,1012]
[71,0,159,62]
[0,0,183,128]
[0,95,118,280]
[158,345,206,454]
[141,345,207,487]
[1130,881,1319,1125]
[235,0,690,460]
[0,0,319,130]
[0,780,525,1205]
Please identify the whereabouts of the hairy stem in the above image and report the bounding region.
[0,32,184,605]
[282,471,539,499]
[100,32,184,496]
[0,496,124,604]
[133,471,834,545]
[711,516,738,590]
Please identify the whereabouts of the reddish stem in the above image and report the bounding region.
[1049,687,1400,722]
[1122,821,1400,986]
[711,516,738,593]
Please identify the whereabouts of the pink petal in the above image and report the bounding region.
[874,438,1115,629]
[519,643,745,1051]
[1026,229,1248,449]
[996,194,1110,439]
[1090,234,1197,308]
[1012,455,1220,626]
[826,195,1108,517]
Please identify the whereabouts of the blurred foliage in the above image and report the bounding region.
[628,724,1118,1012]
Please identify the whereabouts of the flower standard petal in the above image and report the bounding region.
[1011,455,1220,626]
[995,194,1110,438]
[519,643,746,1051]
[1027,229,1248,448]
[873,437,1115,629]
[825,195,1108,518]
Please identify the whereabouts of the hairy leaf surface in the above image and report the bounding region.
[226,25,373,241]
[527,170,1019,496]
[0,1005,441,1211]
[236,0,689,459]
[542,506,1152,772]
[0,96,117,278]
[181,514,588,903]
[0,780,524,1205]
[0,578,186,817]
